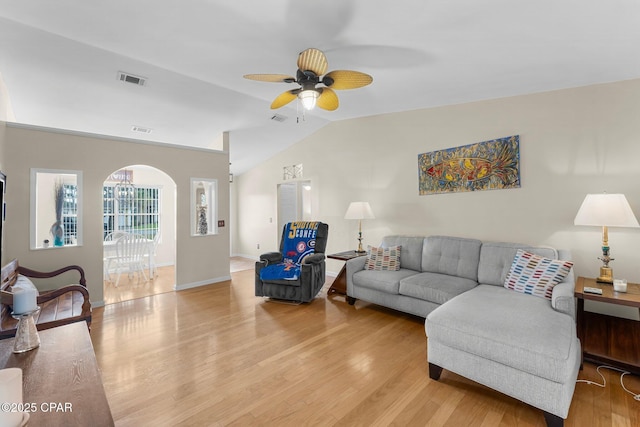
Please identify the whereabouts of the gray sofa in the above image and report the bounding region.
[345,235,580,427]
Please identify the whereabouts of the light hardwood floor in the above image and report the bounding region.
[91,267,640,426]
[103,257,256,305]
[103,266,176,305]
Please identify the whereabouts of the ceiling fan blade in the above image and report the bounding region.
[316,88,339,111]
[324,70,373,90]
[270,90,298,109]
[244,74,296,83]
[297,48,328,76]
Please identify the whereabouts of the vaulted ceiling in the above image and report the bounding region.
[1,1,639,174]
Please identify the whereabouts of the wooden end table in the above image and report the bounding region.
[327,250,367,295]
[575,276,640,374]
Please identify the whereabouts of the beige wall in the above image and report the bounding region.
[4,125,230,305]
[234,78,640,319]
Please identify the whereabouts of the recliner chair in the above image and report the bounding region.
[255,221,329,303]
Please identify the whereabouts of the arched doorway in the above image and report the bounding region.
[102,165,176,304]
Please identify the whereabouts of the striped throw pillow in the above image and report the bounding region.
[504,249,573,300]
[365,245,401,271]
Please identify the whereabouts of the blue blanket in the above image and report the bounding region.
[260,222,320,281]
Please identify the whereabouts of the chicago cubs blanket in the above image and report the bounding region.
[259,221,320,281]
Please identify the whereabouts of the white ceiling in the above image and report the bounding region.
[1,1,639,175]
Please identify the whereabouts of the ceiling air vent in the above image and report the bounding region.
[271,113,287,123]
[131,126,152,134]
[118,71,147,86]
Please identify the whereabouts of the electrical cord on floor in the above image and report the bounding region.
[577,365,640,401]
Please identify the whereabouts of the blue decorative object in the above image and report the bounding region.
[51,181,65,246]
[51,221,64,247]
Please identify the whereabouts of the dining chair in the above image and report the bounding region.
[103,231,130,281]
[112,233,149,286]
[144,230,161,279]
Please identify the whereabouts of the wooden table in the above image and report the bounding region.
[0,322,114,426]
[575,276,640,374]
[327,250,367,295]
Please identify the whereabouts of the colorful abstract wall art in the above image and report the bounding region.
[418,135,520,195]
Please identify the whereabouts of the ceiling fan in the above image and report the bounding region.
[243,48,373,111]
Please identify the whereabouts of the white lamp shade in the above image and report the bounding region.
[344,202,375,220]
[574,193,640,227]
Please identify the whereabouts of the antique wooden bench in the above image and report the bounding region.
[0,259,92,339]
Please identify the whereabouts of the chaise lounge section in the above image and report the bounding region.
[345,236,580,426]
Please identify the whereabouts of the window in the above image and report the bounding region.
[30,169,82,249]
[61,184,78,245]
[103,185,160,240]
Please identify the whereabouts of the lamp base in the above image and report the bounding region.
[596,266,614,284]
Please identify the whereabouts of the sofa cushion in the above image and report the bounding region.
[352,269,418,294]
[421,236,482,281]
[478,241,558,286]
[504,249,574,300]
[426,285,577,383]
[399,272,477,305]
[365,245,401,271]
[381,236,424,271]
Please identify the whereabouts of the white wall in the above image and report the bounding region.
[0,73,15,122]
[234,78,640,319]
[4,125,230,305]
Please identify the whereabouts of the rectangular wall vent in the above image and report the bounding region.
[271,113,287,122]
[131,126,152,134]
[118,71,147,86]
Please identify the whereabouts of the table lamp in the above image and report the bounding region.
[574,193,639,283]
[345,202,375,253]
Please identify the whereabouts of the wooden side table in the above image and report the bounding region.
[327,250,367,295]
[0,322,114,426]
[575,276,640,374]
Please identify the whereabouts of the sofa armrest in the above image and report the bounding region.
[551,250,576,320]
[551,278,575,320]
[346,256,367,295]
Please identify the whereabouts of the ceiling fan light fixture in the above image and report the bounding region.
[298,89,319,110]
[244,48,373,112]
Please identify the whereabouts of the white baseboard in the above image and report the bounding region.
[232,253,259,260]
[91,299,106,308]
[174,275,232,291]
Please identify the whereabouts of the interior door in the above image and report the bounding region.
[277,180,312,235]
